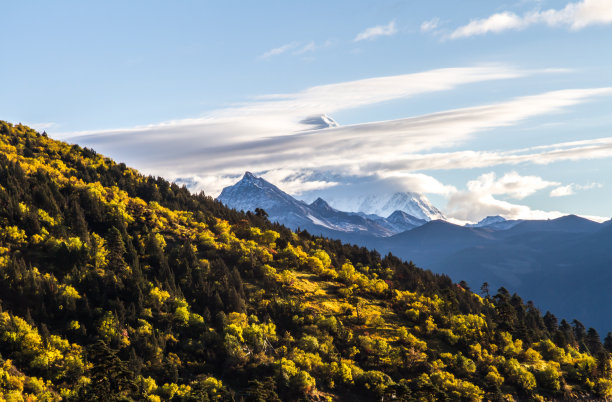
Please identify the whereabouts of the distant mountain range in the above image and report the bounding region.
[367,215,612,334]
[217,172,427,237]
[218,172,612,333]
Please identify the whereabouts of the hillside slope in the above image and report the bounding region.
[1,121,611,401]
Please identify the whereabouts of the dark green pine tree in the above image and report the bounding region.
[493,287,516,332]
[23,209,41,236]
[107,226,127,273]
[244,377,282,402]
[585,327,604,355]
[573,319,589,352]
[480,282,490,298]
[68,198,90,244]
[84,339,138,401]
[557,319,576,348]
[604,332,612,353]
[543,311,558,334]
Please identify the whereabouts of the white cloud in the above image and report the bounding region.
[375,171,457,196]
[446,172,564,221]
[259,42,298,59]
[550,184,575,197]
[550,182,603,196]
[343,170,604,222]
[365,134,612,174]
[172,174,238,195]
[450,12,525,39]
[289,87,612,175]
[466,171,559,199]
[449,0,612,39]
[260,40,333,60]
[291,40,334,57]
[61,76,612,197]
[53,65,612,221]
[65,65,527,140]
[294,41,316,55]
[261,169,339,195]
[354,20,397,41]
[420,18,440,32]
[447,191,565,221]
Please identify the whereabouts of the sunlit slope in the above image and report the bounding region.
[0,121,610,401]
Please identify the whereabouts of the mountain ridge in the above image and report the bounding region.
[217,172,428,237]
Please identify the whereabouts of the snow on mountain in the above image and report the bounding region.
[465,215,523,230]
[351,192,444,221]
[217,172,319,231]
[309,197,337,216]
[217,172,302,214]
[216,172,427,237]
[359,210,428,234]
[474,215,506,226]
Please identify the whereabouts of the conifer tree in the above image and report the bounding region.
[586,327,604,355]
[604,333,612,353]
[69,198,90,243]
[107,226,127,273]
[85,340,138,400]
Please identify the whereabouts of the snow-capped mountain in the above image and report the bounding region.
[340,192,444,221]
[465,215,522,230]
[217,172,304,215]
[217,172,425,237]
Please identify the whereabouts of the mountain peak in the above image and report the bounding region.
[310,197,336,213]
[478,215,506,225]
[236,171,272,189]
[242,171,257,181]
[387,210,421,221]
[386,210,427,228]
[388,210,409,219]
[465,215,522,230]
[311,197,329,206]
[218,172,296,214]
[555,214,583,222]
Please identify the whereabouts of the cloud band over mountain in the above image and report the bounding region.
[59,66,612,222]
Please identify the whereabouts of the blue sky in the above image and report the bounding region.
[2,0,612,222]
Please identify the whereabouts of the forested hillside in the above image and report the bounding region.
[1,120,612,401]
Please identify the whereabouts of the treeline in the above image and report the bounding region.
[0,120,611,401]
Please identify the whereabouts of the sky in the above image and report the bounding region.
[2,0,612,223]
